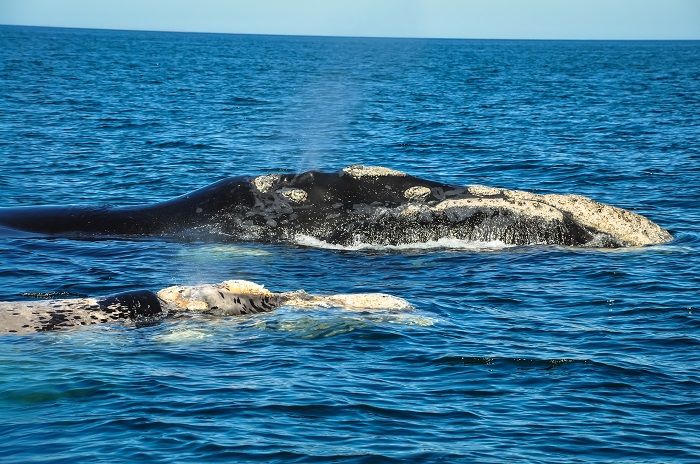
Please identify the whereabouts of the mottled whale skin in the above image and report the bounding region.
[0,165,672,247]
[0,280,411,335]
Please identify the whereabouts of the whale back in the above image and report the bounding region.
[0,290,164,334]
[0,166,671,247]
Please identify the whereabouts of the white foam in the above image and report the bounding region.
[293,234,513,251]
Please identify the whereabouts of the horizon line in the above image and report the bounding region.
[2,23,698,42]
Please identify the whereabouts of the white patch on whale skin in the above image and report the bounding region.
[276,187,308,203]
[539,193,672,247]
[252,174,281,193]
[434,197,566,223]
[281,291,412,312]
[468,185,502,196]
[465,184,672,246]
[502,189,539,201]
[321,293,412,311]
[403,186,432,201]
[220,279,270,294]
[342,165,406,178]
[0,298,107,334]
[157,280,278,315]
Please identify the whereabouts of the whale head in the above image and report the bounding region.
[157,280,281,315]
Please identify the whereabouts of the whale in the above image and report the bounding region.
[0,280,412,334]
[0,165,672,248]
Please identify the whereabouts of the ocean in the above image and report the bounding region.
[0,25,699,462]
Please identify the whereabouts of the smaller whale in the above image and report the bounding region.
[0,280,411,335]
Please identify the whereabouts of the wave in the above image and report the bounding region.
[293,234,513,251]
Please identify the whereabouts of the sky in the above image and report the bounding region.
[1,0,699,40]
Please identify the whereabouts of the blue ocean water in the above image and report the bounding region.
[0,25,699,462]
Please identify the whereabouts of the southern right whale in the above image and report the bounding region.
[0,280,412,335]
[0,165,672,248]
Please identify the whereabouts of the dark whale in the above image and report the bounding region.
[0,165,671,248]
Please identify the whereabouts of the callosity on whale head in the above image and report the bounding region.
[0,165,671,248]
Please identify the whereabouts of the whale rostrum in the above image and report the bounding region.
[0,165,671,248]
[0,280,412,334]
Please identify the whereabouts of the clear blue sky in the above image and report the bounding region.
[1,0,698,40]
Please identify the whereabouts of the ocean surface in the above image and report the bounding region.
[0,25,699,463]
